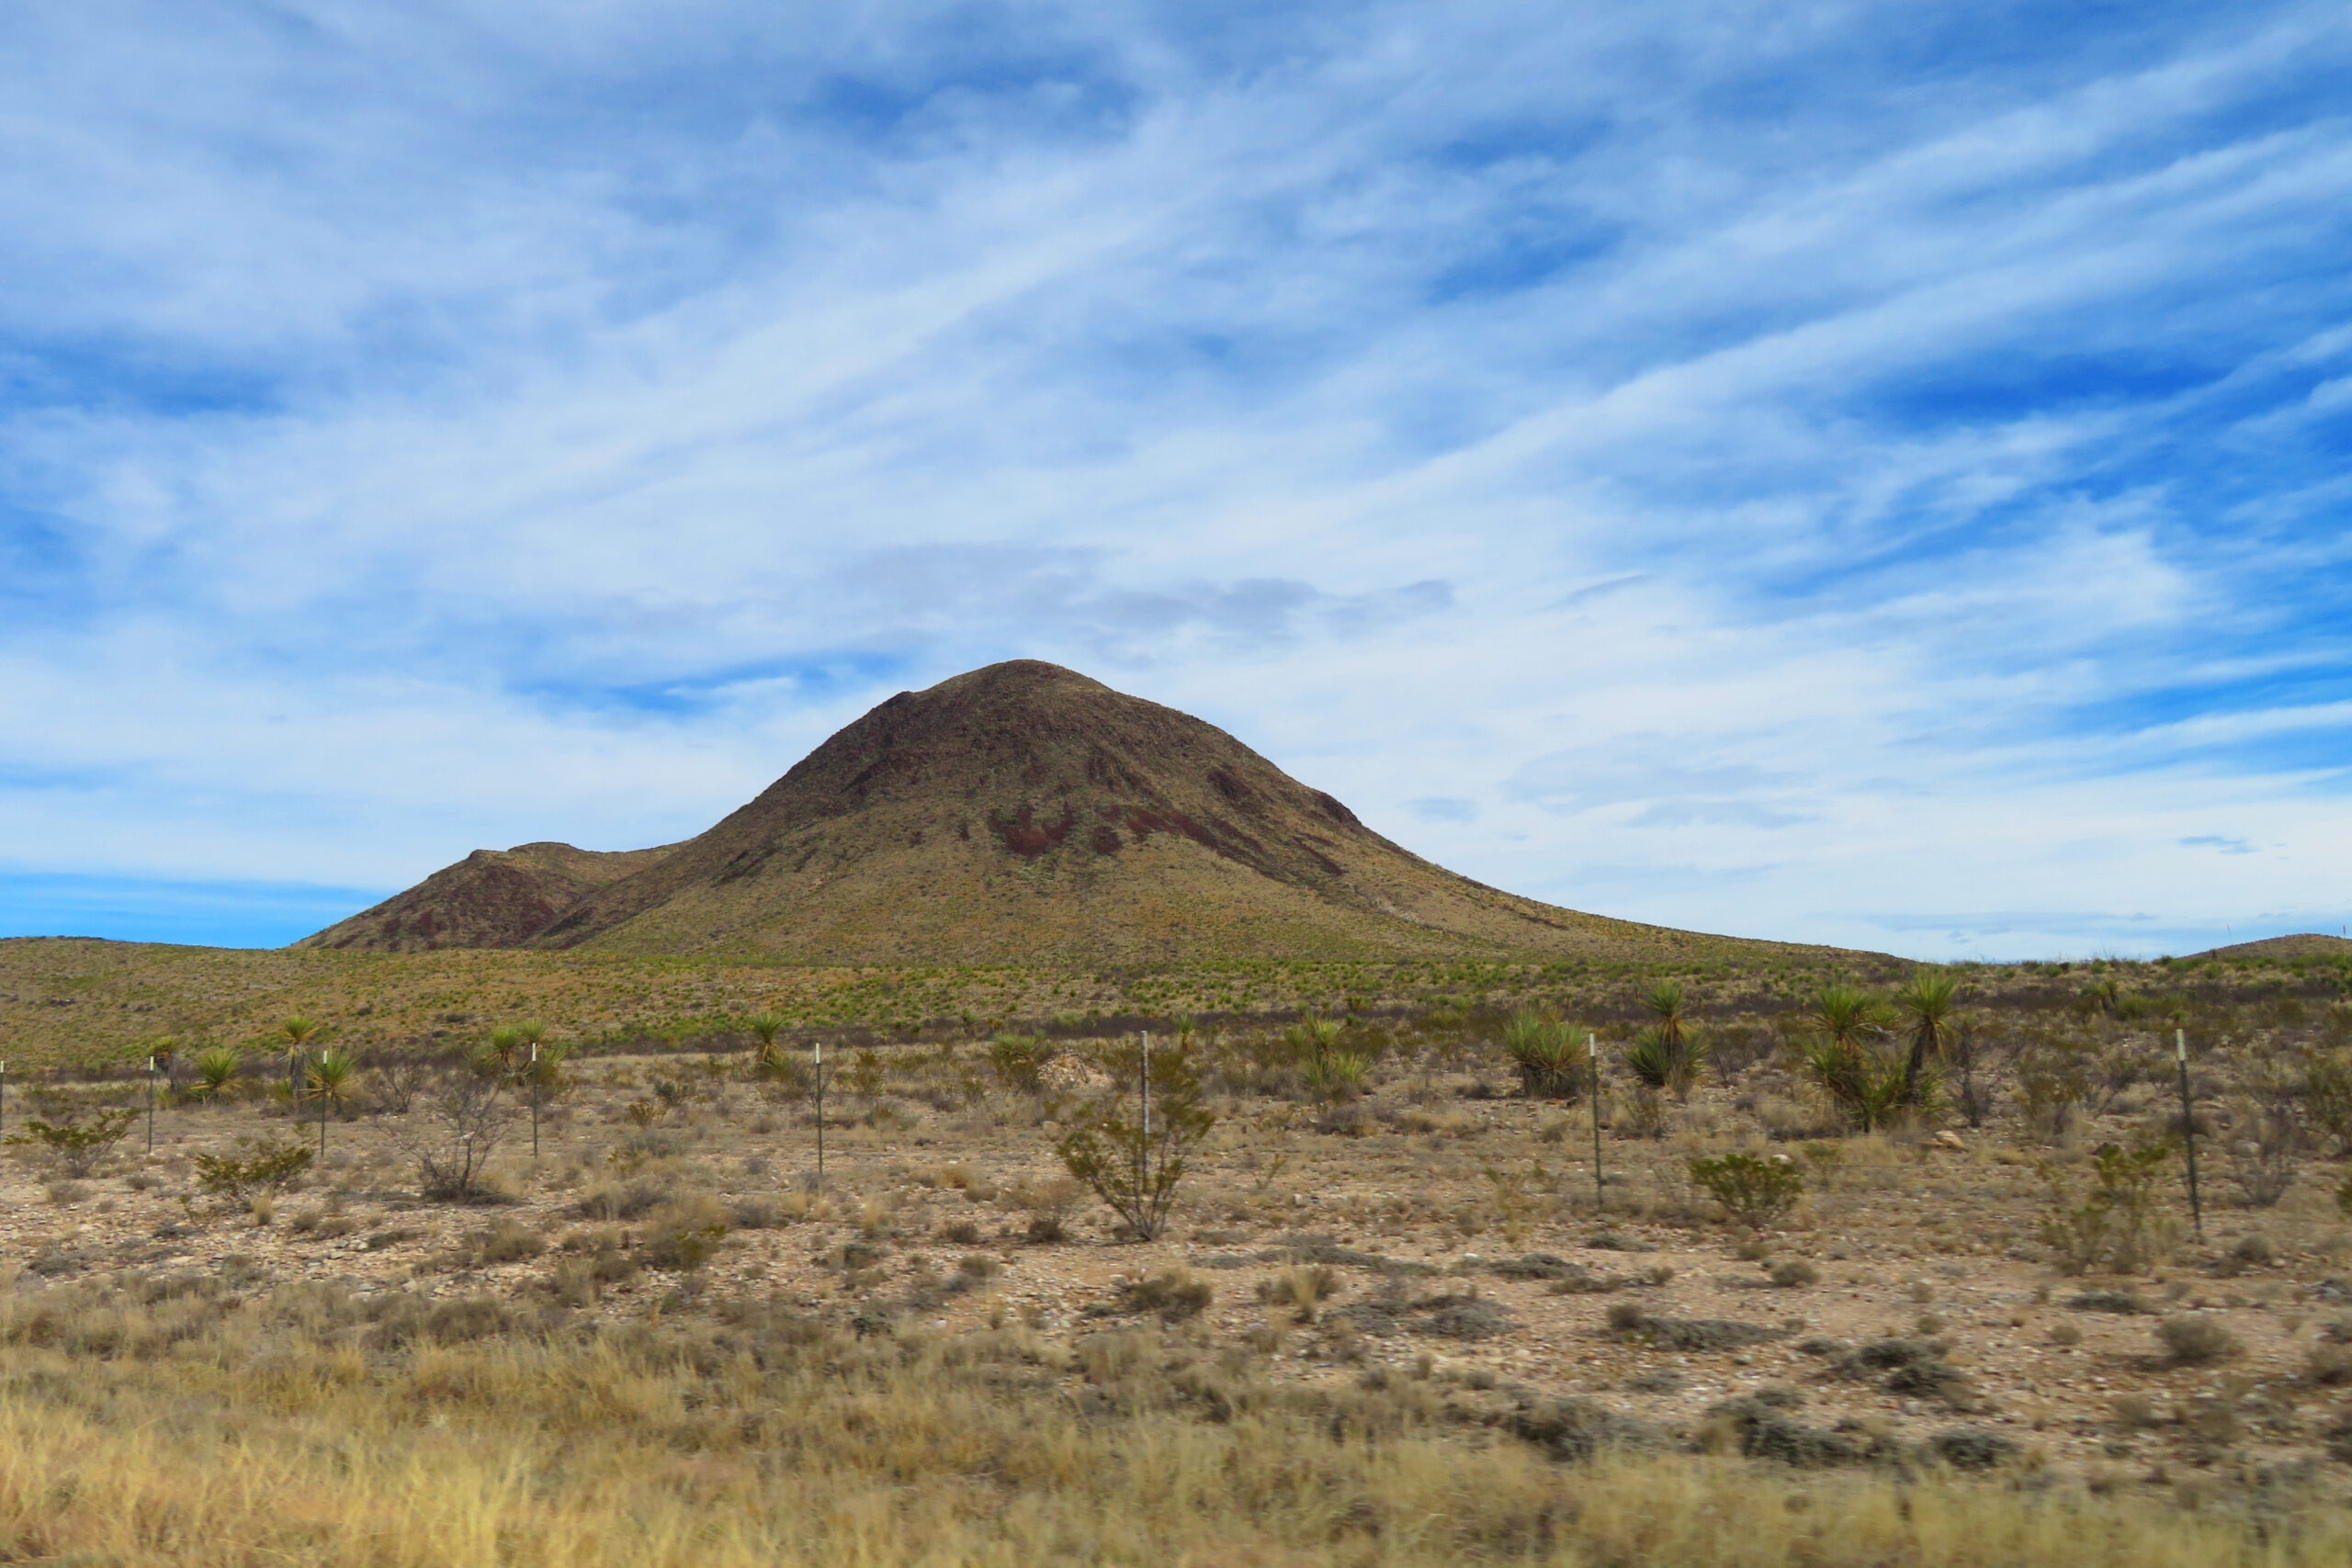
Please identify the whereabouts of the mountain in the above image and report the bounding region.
[296,840,675,953]
[298,660,1809,964]
[2192,933,2352,961]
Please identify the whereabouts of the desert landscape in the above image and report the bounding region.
[6,919,2352,1560]
[6,670,2350,1564]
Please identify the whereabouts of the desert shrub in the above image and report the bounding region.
[576,1178,673,1221]
[1630,983,1707,1100]
[2037,1142,2177,1275]
[1833,1338,1977,1407]
[1929,1427,2019,1472]
[744,1012,788,1073]
[1122,1269,1213,1322]
[1258,1265,1340,1321]
[1624,1026,1707,1103]
[462,1218,547,1265]
[1056,1041,1215,1242]
[1502,1011,1587,1102]
[987,1032,1054,1093]
[192,1139,314,1202]
[1688,1153,1803,1229]
[1768,1258,1820,1288]
[1586,1231,1656,1252]
[641,1195,730,1270]
[2066,1290,2147,1314]
[2303,1049,2352,1154]
[2304,1342,2352,1386]
[1795,987,1907,1132]
[1418,1293,1518,1340]
[1610,1309,1779,1353]
[1702,1394,1873,1467]
[1506,1398,1661,1462]
[1799,1038,1907,1133]
[2013,1048,2089,1140]
[393,1066,519,1202]
[2225,1092,2304,1208]
[729,1196,787,1230]
[6,1106,138,1178]
[2156,1315,2239,1366]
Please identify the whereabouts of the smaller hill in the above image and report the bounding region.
[302,841,676,953]
[2193,932,2352,962]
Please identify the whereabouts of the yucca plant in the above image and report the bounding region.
[301,1047,362,1155]
[988,1032,1054,1093]
[1283,1014,1345,1077]
[1634,982,1710,1100]
[485,1025,526,1076]
[1797,985,1906,1132]
[522,1039,573,1093]
[1893,972,1959,1108]
[745,1011,789,1072]
[1502,1010,1587,1102]
[1799,1037,1907,1132]
[278,1015,323,1098]
[1304,1048,1373,1102]
[1624,1025,1706,1101]
[190,1045,243,1103]
[1807,985,1887,1053]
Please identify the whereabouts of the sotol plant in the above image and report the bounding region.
[301,1047,363,1154]
[1893,971,1960,1109]
[1630,982,1707,1101]
[189,1045,243,1103]
[1799,985,1905,1132]
[746,1011,789,1072]
[1503,1010,1588,1102]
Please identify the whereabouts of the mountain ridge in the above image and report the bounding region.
[298,660,1834,964]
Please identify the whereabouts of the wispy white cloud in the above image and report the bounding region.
[1,1,2347,956]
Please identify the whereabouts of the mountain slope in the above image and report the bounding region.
[299,840,675,953]
[300,660,1822,964]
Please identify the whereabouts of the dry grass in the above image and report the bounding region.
[0,1283,2342,1568]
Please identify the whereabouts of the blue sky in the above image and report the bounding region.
[2,0,2347,958]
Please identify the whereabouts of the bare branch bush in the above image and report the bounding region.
[391,1066,520,1202]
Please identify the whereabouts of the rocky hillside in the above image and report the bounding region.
[300,660,1811,964]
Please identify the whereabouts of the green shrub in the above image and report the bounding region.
[7,1107,139,1179]
[193,1139,315,1201]
[2037,1142,2175,1275]
[987,1032,1054,1092]
[1688,1153,1803,1229]
[1056,1043,1216,1242]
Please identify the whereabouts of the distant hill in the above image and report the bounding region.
[298,660,1842,964]
[2193,933,2352,961]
